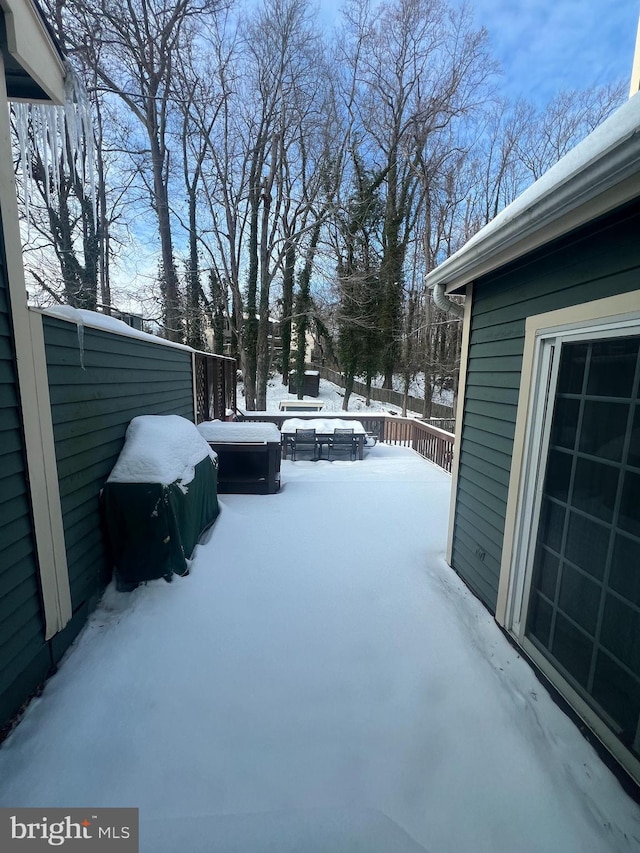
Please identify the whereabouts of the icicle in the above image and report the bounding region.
[11,59,97,232]
[38,107,52,208]
[65,97,79,159]
[49,106,61,201]
[57,104,69,174]
[76,312,86,370]
[63,60,97,219]
[69,62,97,215]
[15,103,31,227]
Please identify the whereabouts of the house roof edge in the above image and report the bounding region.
[426,93,640,294]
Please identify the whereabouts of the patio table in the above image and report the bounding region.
[281,418,367,460]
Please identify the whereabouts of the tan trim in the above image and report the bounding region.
[0,53,71,638]
[494,316,538,624]
[26,310,72,638]
[631,15,640,98]
[1,0,65,103]
[496,288,640,626]
[445,283,472,565]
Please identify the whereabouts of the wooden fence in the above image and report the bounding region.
[312,364,455,421]
[239,411,455,474]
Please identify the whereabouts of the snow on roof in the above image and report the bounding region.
[40,306,194,352]
[38,305,236,360]
[426,92,640,293]
[107,415,217,486]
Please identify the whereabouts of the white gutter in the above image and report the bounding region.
[425,92,640,295]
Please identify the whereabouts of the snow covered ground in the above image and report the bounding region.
[239,374,425,417]
[366,373,455,409]
[0,446,639,852]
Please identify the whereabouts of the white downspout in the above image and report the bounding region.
[432,282,464,318]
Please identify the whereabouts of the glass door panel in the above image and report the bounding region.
[525,335,640,752]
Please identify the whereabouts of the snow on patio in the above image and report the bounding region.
[237,373,426,417]
[0,445,639,852]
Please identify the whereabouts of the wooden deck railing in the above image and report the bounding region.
[238,411,455,474]
[409,421,455,473]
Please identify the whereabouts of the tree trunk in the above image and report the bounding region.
[149,131,181,341]
[293,300,307,400]
[256,188,273,411]
[402,372,410,418]
[342,372,354,411]
[293,222,321,399]
[280,241,295,386]
[244,182,260,410]
[95,100,111,311]
[186,187,204,349]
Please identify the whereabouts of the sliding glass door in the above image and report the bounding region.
[525,333,640,755]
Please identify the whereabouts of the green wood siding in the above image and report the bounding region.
[0,246,50,729]
[43,317,194,622]
[452,199,640,613]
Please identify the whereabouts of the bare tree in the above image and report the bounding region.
[60,0,222,341]
[23,0,625,404]
[516,83,625,181]
[173,29,231,350]
[240,0,333,408]
[339,0,493,388]
[195,16,249,365]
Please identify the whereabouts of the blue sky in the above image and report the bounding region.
[468,0,638,103]
[319,0,639,105]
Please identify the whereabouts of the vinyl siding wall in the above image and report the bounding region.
[42,316,194,651]
[452,199,640,613]
[0,254,50,726]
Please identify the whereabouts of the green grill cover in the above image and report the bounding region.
[102,456,219,587]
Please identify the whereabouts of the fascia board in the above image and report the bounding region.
[1,0,65,104]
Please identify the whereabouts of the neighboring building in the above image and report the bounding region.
[204,315,282,361]
[95,305,145,332]
[425,92,640,784]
